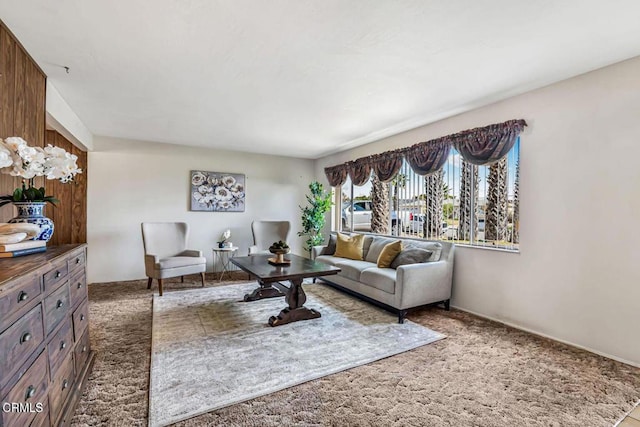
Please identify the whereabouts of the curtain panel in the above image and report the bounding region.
[323,119,527,186]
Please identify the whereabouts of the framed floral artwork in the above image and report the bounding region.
[190,170,245,212]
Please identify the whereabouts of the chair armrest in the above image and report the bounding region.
[248,245,259,256]
[311,245,328,260]
[180,249,203,257]
[144,254,159,273]
[396,261,453,309]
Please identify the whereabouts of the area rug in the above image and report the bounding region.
[148,282,445,426]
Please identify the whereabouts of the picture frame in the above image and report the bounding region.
[190,170,246,212]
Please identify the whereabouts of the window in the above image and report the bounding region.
[337,138,520,251]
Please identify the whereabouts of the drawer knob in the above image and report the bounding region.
[56,300,64,309]
[62,379,69,390]
[60,341,66,350]
[76,258,81,264]
[20,332,32,344]
[18,291,29,302]
[25,385,36,400]
[80,314,85,321]
[82,345,87,352]
[55,271,61,278]
[77,282,83,289]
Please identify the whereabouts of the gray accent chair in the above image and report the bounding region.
[141,222,207,296]
[248,221,291,256]
[312,233,454,323]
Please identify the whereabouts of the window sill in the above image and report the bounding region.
[454,243,520,254]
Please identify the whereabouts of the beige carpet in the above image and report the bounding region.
[71,274,640,427]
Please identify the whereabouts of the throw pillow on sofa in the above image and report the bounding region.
[334,233,365,260]
[390,248,433,269]
[377,240,403,268]
[321,234,337,255]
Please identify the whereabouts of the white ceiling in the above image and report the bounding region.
[1,1,640,158]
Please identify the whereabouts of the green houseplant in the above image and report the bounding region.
[298,181,333,254]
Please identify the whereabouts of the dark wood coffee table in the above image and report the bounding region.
[231,254,341,326]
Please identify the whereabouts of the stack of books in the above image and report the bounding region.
[0,240,47,258]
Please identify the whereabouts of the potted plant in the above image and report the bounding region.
[298,181,332,255]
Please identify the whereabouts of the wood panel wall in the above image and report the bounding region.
[45,130,87,245]
[0,20,87,244]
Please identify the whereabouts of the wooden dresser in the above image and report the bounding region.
[0,244,94,427]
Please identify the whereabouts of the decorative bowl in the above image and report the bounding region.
[269,247,290,263]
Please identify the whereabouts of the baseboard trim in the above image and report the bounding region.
[451,305,640,369]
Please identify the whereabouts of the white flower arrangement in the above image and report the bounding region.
[0,137,83,207]
[191,171,245,211]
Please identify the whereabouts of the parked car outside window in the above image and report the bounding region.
[342,200,401,233]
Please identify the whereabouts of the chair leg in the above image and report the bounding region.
[147,277,153,289]
[398,310,407,324]
[200,272,206,287]
[181,276,184,283]
[158,279,163,296]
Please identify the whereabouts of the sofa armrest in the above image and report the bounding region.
[311,245,328,260]
[396,261,453,309]
[180,249,203,257]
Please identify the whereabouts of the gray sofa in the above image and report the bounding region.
[312,233,454,323]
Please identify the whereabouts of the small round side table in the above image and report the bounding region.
[212,247,238,282]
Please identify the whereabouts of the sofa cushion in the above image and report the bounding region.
[390,248,433,269]
[360,268,397,294]
[377,240,403,268]
[333,259,376,282]
[334,233,365,260]
[156,256,207,269]
[402,241,442,262]
[315,255,344,266]
[365,237,398,263]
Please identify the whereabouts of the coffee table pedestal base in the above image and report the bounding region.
[244,281,286,302]
[268,307,321,326]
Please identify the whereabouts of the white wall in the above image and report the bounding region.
[315,56,640,366]
[46,81,94,150]
[87,137,314,283]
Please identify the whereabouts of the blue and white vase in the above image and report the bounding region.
[8,202,55,242]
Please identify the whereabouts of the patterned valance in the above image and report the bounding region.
[347,159,373,186]
[324,164,349,187]
[452,119,527,166]
[371,151,404,183]
[405,139,451,176]
[324,119,527,186]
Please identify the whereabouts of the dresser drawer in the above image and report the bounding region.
[43,260,68,294]
[0,304,45,385]
[29,398,50,427]
[0,272,41,332]
[67,250,86,275]
[48,319,74,379]
[72,298,89,341]
[49,352,75,425]
[0,350,48,427]
[74,328,91,376]
[69,269,87,309]
[43,282,70,336]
